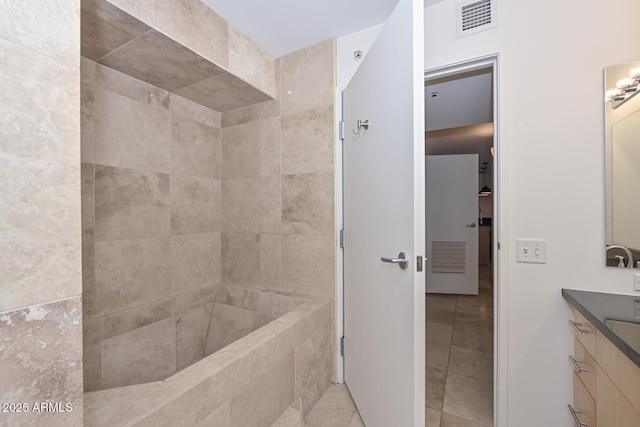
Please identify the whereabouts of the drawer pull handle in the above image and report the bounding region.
[568,404,590,426]
[569,319,589,335]
[569,355,590,373]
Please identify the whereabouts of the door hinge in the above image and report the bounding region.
[339,229,344,249]
[339,121,345,140]
[340,336,345,356]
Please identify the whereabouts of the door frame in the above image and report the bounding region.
[424,54,506,427]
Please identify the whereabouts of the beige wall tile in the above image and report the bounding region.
[0,39,81,311]
[104,0,154,25]
[222,233,261,287]
[83,241,97,319]
[101,298,175,340]
[282,173,334,236]
[261,234,282,288]
[175,74,265,113]
[0,0,79,66]
[81,57,96,163]
[81,0,151,61]
[196,401,231,427]
[295,322,333,414]
[95,166,170,240]
[84,343,102,392]
[171,93,221,128]
[101,317,177,388]
[176,286,217,313]
[98,29,226,93]
[259,59,282,120]
[171,233,221,295]
[177,303,213,370]
[0,297,83,427]
[260,116,281,177]
[215,71,273,104]
[221,104,260,128]
[205,303,256,355]
[228,24,276,98]
[222,177,281,234]
[221,121,260,179]
[281,235,335,298]
[94,237,171,317]
[281,106,334,175]
[229,352,296,427]
[137,373,231,427]
[154,0,229,68]
[84,317,101,347]
[280,39,335,116]
[82,163,95,239]
[171,114,221,179]
[171,176,220,235]
[94,64,171,173]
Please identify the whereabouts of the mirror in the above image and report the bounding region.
[605,60,640,268]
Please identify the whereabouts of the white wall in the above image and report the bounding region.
[337,23,384,90]
[426,1,640,425]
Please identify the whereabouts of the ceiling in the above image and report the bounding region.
[203,0,447,58]
[425,68,495,165]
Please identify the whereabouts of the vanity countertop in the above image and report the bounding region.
[562,288,640,368]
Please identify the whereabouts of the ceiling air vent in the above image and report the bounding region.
[456,0,498,38]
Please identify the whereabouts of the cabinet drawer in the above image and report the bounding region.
[570,307,596,357]
[596,364,640,427]
[596,330,640,414]
[572,337,596,399]
[572,372,596,427]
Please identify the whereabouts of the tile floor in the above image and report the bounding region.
[426,265,494,427]
[305,266,494,427]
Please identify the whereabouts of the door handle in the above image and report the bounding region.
[466,223,477,228]
[381,252,409,270]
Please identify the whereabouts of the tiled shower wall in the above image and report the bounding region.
[221,39,337,301]
[82,38,336,393]
[0,2,83,426]
[81,59,223,391]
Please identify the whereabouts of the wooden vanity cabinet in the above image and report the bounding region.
[568,308,640,427]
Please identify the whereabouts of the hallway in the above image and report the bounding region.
[426,266,494,426]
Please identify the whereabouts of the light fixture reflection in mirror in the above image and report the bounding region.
[606,66,640,107]
[604,59,640,268]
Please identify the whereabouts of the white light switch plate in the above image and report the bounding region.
[516,239,547,264]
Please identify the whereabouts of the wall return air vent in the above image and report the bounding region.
[456,0,498,38]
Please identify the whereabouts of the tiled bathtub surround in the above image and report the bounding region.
[82,59,224,391]
[82,27,336,421]
[85,285,306,390]
[84,297,332,426]
[0,1,83,425]
[81,0,275,111]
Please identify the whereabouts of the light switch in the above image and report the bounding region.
[516,239,547,264]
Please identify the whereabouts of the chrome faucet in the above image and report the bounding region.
[606,245,634,268]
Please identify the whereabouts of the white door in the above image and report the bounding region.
[342,0,425,425]
[425,154,479,295]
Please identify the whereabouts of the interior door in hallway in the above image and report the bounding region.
[342,0,425,425]
[425,154,479,295]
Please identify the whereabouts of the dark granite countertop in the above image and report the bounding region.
[562,289,640,368]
